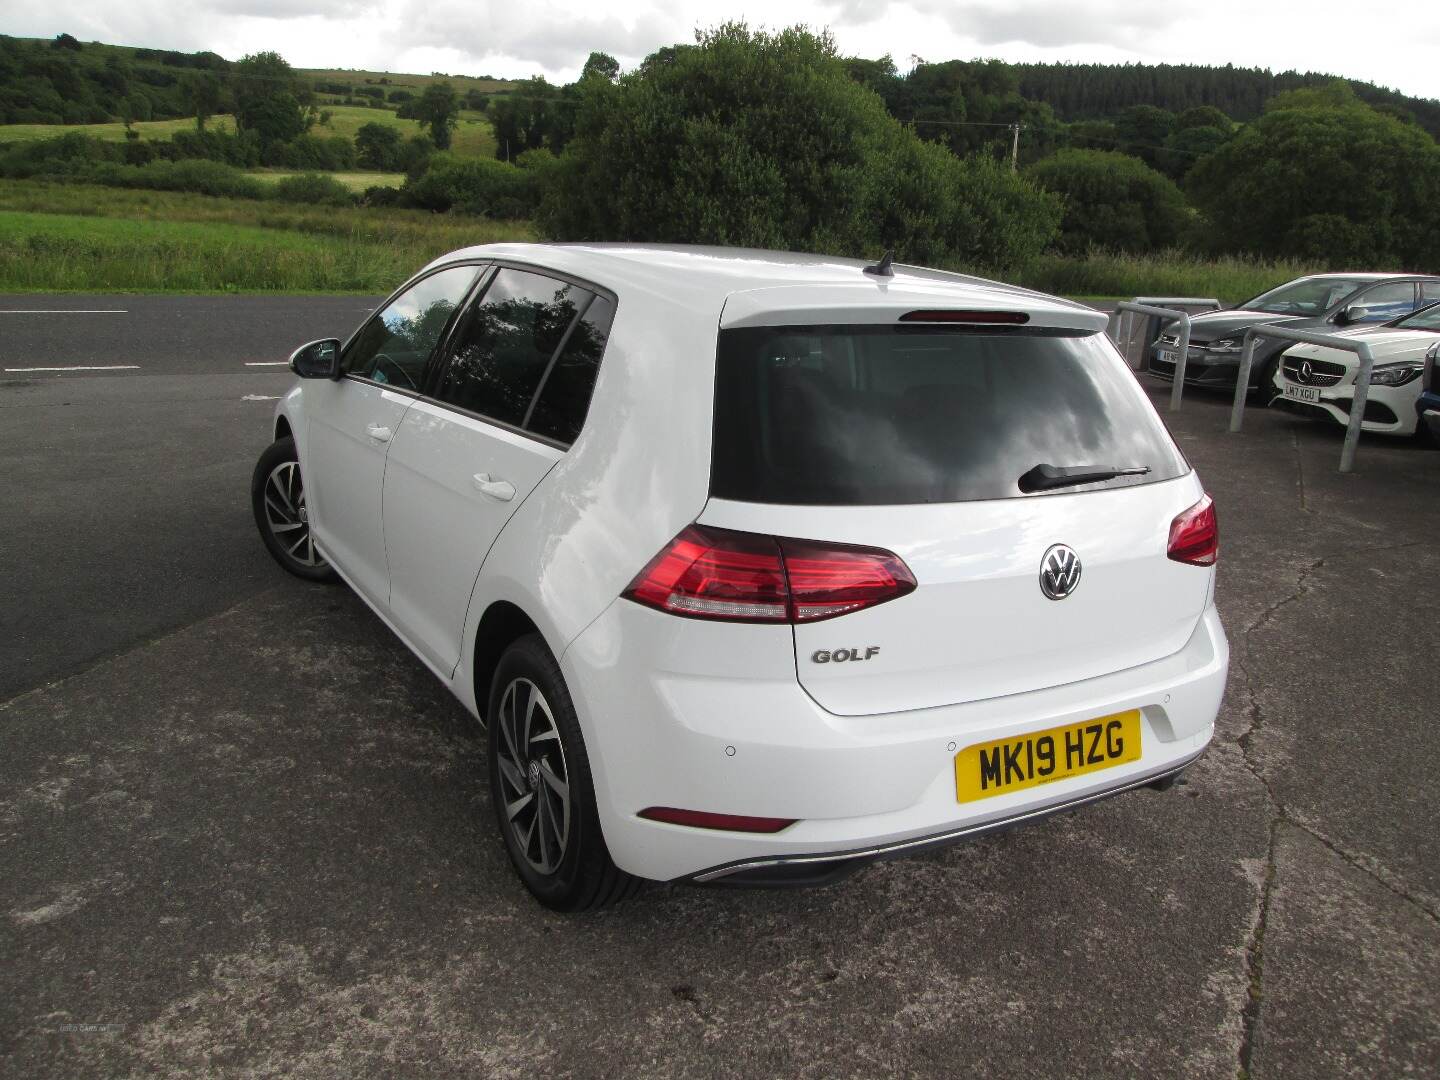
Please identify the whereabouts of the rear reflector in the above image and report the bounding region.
[622,525,916,623]
[899,309,1030,324]
[639,807,797,833]
[1168,493,1219,566]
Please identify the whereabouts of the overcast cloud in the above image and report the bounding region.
[4,0,1438,100]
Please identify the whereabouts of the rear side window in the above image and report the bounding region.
[526,295,615,444]
[436,268,585,427]
[712,325,1187,505]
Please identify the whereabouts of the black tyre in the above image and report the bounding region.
[1251,355,1281,403]
[488,634,642,911]
[251,437,337,583]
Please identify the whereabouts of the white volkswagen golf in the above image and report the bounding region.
[251,244,1228,910]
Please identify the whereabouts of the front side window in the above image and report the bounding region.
[1348,282,1418,323]
[712,325,1187,505]
[344,264,481,390]
[435,268,584,427]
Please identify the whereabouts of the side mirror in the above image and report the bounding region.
[1336,305,1369,326]
[289,338,342,379]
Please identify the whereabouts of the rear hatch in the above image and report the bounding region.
[701,313,1211,717]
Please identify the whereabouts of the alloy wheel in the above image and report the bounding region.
[495,677,572,875]
[262,460,325,568]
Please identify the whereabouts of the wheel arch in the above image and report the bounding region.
[273,414,293,442]
[471,600,543,724]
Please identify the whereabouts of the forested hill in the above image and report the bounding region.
[1013,62,1440,136]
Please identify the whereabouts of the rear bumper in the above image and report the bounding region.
[562,601,1228,883]
[692,748,1204,885]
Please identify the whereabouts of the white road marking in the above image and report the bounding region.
[0,309,128,315]
[242,394,280,401]
[244,361,290,367]
[4,365,140,373]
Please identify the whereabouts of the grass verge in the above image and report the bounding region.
[1007,249,1322,306]
[0,181,531,293]
[0,181,1323,299]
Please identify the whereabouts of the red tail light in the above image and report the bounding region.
[623,526,916,623]
[639,806,796,833]
[1168,494,1218,566]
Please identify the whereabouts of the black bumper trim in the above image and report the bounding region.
[685,748,1207,887]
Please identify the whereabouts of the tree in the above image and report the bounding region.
[580,52,620,82]
[1025,149,1189,253]
[183,72,223,131]
[232,51,312,146]
[1188,100,1440,266]
[51,33,82,51]
[412,81,460,149]
[355,121,404,169]
[489,78,562,159]
[538,24,1060,269]
[1112,104,1175,168]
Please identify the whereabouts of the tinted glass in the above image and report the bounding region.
[712,326,1187,505]
[1349,282,1417,323]
[1239,277,1368,315]
[1422,282,1440,302]
[526,296,615,444]
[436,269,582,426]
[345,264,480,389]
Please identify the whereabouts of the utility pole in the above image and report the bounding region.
[1009,123,1021,172]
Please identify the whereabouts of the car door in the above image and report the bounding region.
[304,263,483,606]
[381,266,615,676]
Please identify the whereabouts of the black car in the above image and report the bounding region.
[1147,273,1440,397]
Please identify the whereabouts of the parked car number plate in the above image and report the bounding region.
[1283,384,1321,404]
[1159,349,1178,365]
[955,711,1142,803]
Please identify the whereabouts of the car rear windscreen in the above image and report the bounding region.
[711,325,1188,505]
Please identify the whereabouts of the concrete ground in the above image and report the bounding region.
[1,297,1437,1078]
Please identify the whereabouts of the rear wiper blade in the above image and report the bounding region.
[1018,463,1151,493]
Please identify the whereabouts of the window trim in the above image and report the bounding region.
[522,291,597,432]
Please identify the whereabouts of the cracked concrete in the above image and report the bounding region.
[2,375,1437,1077]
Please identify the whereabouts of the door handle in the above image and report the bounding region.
[365,424,393,443]
[471,473,515,502]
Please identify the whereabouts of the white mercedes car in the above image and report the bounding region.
[1272,301,1440,437]
[251,244,1227,910]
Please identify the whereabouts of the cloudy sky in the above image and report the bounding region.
[6,0,1440,100]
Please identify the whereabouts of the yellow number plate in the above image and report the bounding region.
[955,710,1142,803]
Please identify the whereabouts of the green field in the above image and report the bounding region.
[304,67,514,95]
[310,104,497,157]
[0,181,531,292]
[0,115,239,143]
[0,104,497,157]
[246,170,405,191]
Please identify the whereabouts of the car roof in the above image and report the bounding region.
[423,243,1107,331]
[1299,272,1438,281]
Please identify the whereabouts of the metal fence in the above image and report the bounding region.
[1229,325,1378,473]
[1106,301,1205,412]
[1106,296,1221,376]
